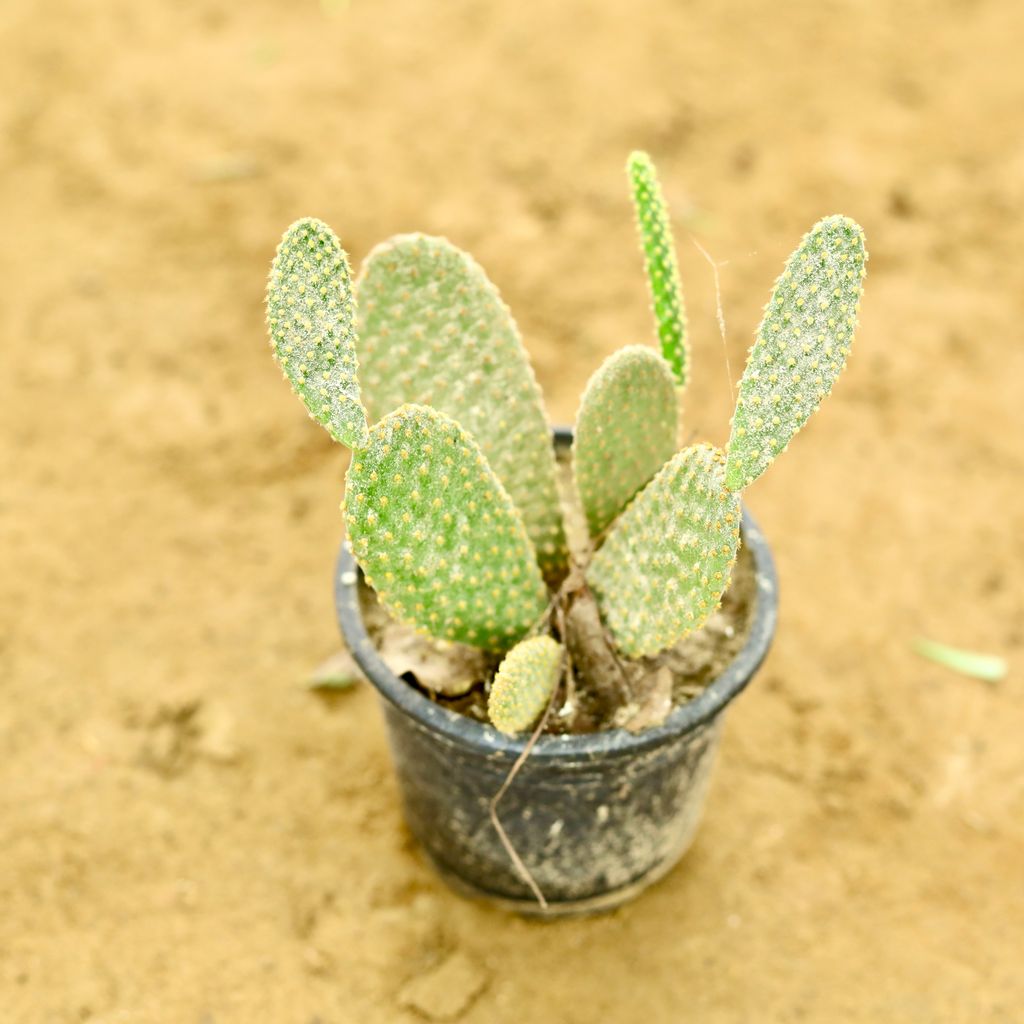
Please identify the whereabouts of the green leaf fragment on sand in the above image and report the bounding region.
[307,649,364,690]
[914,638,1007,683]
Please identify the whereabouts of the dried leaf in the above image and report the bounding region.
[617,666,673,732]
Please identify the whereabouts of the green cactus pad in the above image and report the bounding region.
[488,636,563,734]
[356,234,567,578]
[725,215,867,491]
[266,218,369,449]
[573,345,679,538]
[627,151,688,388]
[344,404,549,651]
[587,444,741,659]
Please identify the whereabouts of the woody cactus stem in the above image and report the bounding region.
[587,445,741,659]
[487,636,563,734]
[356,234,568,579]
[266,218,369,449]
[725,215,867,490]
[573,346,679,538]
[627,151,688,388]
[344,404,549,652]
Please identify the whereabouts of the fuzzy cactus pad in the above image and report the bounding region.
[573,345,679,538]
[487,636,563,734]
[587,444,741,659]
[344,405,549,651]
[356,234,568,579]
[627,151,689,388]
[725,215,867,490]
[266,218,369,449]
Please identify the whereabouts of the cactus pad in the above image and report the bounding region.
[487,636,563,734]
[344,404,549,651]
[725,215,867,490]
[587,444,741,659]
[573,345,678,538]
[627,151,688,388]
[266,218,369,449]
[356,234,567,578]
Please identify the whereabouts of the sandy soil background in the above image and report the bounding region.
[2,0,1023,1020]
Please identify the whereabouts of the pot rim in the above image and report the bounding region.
[334,428,778,761]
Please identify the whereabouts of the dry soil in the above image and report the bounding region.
[2,1,1023,1021]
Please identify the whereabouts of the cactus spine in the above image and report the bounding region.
[344,404,548,651]
[627,151,689,388]
[587,445,741,659]
[573,346,678,538]
[488,636,563,734]
[356,234,568,579]
[725,215,867,490]
[266,218,369,449]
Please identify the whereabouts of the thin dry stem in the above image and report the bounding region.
[690,235,734,407]
[488,673,562,910]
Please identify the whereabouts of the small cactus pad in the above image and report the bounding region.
[573,345,679,538]
[627,151,688,388]
[488,636,563,734]
[587,444,741,659]
[266,218,369,449]
[356,234,567,578]
[344,404,549,651]
[725,215,867,491]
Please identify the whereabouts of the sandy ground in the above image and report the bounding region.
[2,0,1023,1020]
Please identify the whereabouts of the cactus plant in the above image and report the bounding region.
[627,150,689,388]
[266,151,866,733]
[573,345,678,538]
[488,636,564,734]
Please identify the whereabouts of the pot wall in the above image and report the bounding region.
[380,697,723,909]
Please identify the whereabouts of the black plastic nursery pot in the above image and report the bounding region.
[334,429,779,916]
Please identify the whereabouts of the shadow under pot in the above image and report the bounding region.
[334,427,778,917]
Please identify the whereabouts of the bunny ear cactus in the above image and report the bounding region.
[488,636,563,734]
[627,151,689,388]
[573,346,679,538]
[264,154,869,733]
[587,445,741,659]
[266,218,369,449]
[344,404,549,651]
[725,215,867,490]
[356,234,568,580]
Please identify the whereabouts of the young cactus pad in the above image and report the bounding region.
[725,215,867,491]
[344,404,549,651]
[573,345,679,538]
[587,444,741,659]
[627,151,688,388]
[266,218,369,449]
[488,636,563,734]
[356,234,568,578]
